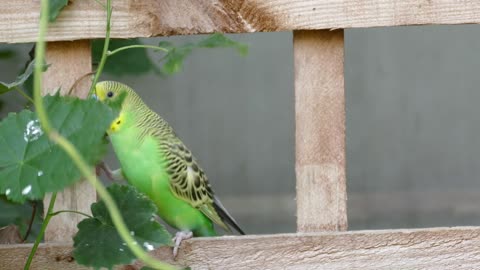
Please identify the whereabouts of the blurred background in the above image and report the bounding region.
[2,25,480,235]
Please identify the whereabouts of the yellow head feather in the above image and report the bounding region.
[94,81,131,134]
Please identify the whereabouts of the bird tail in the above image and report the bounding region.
[213,196,246,235]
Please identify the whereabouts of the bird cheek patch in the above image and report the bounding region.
[109,116,123,133]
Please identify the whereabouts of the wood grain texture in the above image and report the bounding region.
[0,225,22,244]
[2,0,480,43]
[294,30,346,232]
[2,227,480,269]
[42,40,94,242]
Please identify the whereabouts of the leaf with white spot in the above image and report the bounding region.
[73,184,172,269]
[0,93,117,203]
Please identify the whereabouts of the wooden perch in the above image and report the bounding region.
[1,227,480,269]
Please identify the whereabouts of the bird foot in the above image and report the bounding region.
[95,161,123,181]
[172,231,193,258]
[95,161,113,180]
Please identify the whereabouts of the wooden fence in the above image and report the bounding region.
[1,1,480,269]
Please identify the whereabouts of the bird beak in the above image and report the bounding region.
[91,94,98,100]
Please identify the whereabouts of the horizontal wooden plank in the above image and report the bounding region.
[1,227,480,269]
[2,0,480,43]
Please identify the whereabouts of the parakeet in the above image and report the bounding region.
[94,81,244,256]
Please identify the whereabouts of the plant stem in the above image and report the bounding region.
[31,0,177,269]
[22,201,38,242]
[88,0,112,96]
[24,1,55,268]
[67,71,95,95]
[32,0,52,134]
[107,45,169,56]
[24,193,57,270]
[14,87,34,104]
[49,210,92,218]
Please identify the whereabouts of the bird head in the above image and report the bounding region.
[94,81,136,133]
[93,81,128,105]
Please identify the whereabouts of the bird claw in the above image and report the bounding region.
[95,161,115,181]
[95,163,103,177]
[172,231,193,258]
[95,161,125,182]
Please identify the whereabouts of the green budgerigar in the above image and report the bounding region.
[94,81,244,256]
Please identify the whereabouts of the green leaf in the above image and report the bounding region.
[73,184,172,269]
[92,39,155,76]
[197,33,248,55]
[48,0,69,22]
[162,44,194,74]
[157,41,173,49]
[0,60,45,95]
[160,33,248,74]
[0,49,15,60]
[0,94,118,203]
[0,197,43,242]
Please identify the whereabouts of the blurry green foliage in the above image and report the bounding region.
[0,49,15,60]
[0,196,43,242]
[0,60,38,95]
[160,33,248,74]
[93,33,247,76]
[48,0,69,22]
[92,39,156,76]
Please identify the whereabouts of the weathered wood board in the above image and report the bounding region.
[42,40,94,242]
[294,30,347,232]
[1,227,480,269]
[2,0,480,43]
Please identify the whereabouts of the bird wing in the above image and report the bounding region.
[162,140,231,231]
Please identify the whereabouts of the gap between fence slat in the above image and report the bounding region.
[42,40,95,242]
[294,30,347,233]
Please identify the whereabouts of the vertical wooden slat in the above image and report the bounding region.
[42,40,94,242]
[294,30,347,233]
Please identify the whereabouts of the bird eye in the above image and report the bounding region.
[107,91,113,97]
